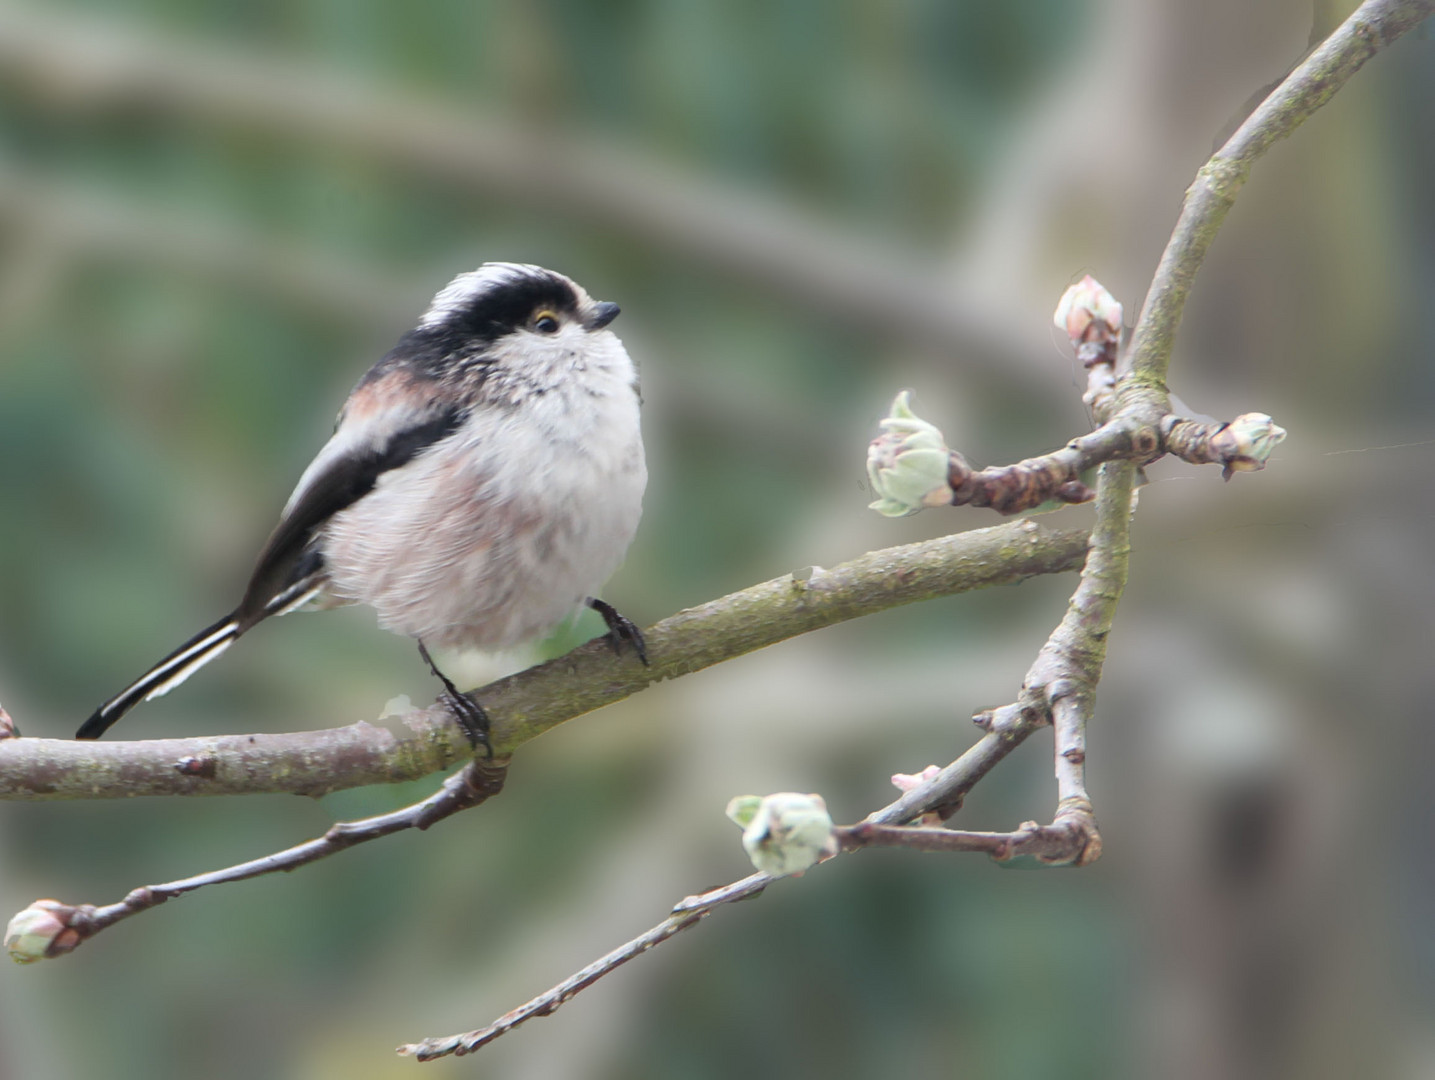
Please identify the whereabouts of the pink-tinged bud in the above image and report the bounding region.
[891,765,944,825]
[1053,276,1123,366]
[5,901,82,963]
[1210,412,1287,479]
[0,703,15,739]
[890,765,942,793]
[867,392,955,517]
[726,792,837,877]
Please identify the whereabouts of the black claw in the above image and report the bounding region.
[586,597,648,666]
[418,641,493,759]
[444,689,493,759]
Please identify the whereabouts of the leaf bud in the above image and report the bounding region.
[867,391,955,517]
[5,900,82,963]
[1053,275,1123,366]
[726,792,837,877]
[1211,412,1287,478]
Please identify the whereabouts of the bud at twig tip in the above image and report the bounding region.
[1054,276,1123,366]
[726,792,837,877]
[1212,412,1287,478]
[866,391,955,517]
[6,901,81,963]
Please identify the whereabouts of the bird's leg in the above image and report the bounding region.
[586,598,648,666]
[417,641,492,759]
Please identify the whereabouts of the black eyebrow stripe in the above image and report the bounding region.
[235,407,466,628]
[423,272,580,342]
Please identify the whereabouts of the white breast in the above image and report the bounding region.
[317,332,645,651]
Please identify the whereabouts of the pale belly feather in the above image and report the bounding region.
[317,378,645,650]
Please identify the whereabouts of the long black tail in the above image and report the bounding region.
[76,613,243,740]
[76,575,324,740]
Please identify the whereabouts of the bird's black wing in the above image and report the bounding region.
[235,406,466,628]
[76,404,465,740]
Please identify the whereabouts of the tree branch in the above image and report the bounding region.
[0,520,1089,801]
[1123,0,1435,391]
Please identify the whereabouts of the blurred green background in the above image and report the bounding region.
[1,1,1432,1077]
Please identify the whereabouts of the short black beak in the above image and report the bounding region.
[589,301,620,330]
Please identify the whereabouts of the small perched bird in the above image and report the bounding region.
[77,262,648,747]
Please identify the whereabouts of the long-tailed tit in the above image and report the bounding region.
[77,263,648,748]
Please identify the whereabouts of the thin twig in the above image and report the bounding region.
[397,878,761,1061]
[1051,695,1090,817]
[928,403,1280,517]
[397,872,772,1059]
[835,820,1090,862]
[10,759,508,958]
[1160,413,1286,478]
[943,421,1123,515]
[1123,0,1435,391]
[870,700,1046,826]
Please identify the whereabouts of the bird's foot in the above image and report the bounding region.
[443,689,492,759]
[586,598,648,665]
[418,641,492,759]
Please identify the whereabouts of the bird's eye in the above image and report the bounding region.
[533,312,560,334]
